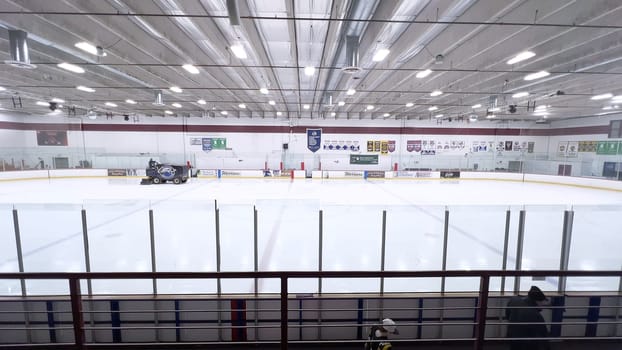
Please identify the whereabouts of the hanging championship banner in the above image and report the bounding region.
[202,138,213,151]
[388,140,396,153]
[380,141,388,154]
[566,141,578,157]
[306,128,321,152]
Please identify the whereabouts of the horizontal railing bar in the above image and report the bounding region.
[81,321,480,331]
[488,305,622,310]
[0,270,620,279]
[0,327,73,330]
[0,304,618,315]
[489,320,622,326]
[77,306,482,314]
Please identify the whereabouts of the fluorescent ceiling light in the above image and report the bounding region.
[383,113,390,117]
[172,103,182,108]
[507,51,535,65]
[535,105,547,110]
[331,112,336,117]
[338,101,345,106]
[230,45,247,59]
[304,66,315,76]
[346,88,356,95]
[76,85,95,92]
[36,101,48,106]
[238,103,246,109]
[170,86,182,93]
[428,106,438,111]
[0,87,6,91]
[472,104,482,109]
[197,99,207,105]
[434,114,443,118]
[405,102,414,107]
[611,95,622,101]
[276,111,282,116]
[57,62,85,73]
[524,71,550,81]
[372,49,390,62]
[105,102,117,107]
[489,107,500,112]
[303,104,310,109]
[602,106,613,110]
[366,105,374,110]
[430,90,443,97]
[51,98,65,103]
[512,92,529,98]
[75,42,107,56]
[260,88,269,94]
[125,99,137,104]
[416,69,432,78]
[182,64,200,74]
[165,110,173,115]
[268,100,276,105]
[591,93,613,100]
[221,111,228,115]
[486,114,496,119]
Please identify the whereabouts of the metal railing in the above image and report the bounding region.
[0,269,621,350]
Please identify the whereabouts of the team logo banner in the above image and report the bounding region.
[307,128,321,152]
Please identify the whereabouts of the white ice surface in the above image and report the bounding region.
[0,177,620,295]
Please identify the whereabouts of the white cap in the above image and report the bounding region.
[382,318,398,334]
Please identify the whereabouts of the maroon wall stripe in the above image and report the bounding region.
[0,121,610,136]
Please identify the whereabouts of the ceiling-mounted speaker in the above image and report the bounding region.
[5,30,36,69]
[226,0,241,26]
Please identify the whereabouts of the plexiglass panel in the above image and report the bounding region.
[0,204,20,295]
[151,200,217,294]
[384,205,445,293]
[255,199,319,293]
[519,205,566,291]
[85,200,152,294]
[445,206,509,292]
[16,203,84,295]
[322,205,383,293]
[567,205,622,291]
[219,204,254,293]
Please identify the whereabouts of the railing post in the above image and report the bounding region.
[558,209,574,293]
[474,274,490,350]
[281,276,288,350]
[254,206,260,343]
[514,209,526,293]
[441,208,449,293]
[500,209,511,293]
[69,277,86,350]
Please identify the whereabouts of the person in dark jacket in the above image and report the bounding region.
[365,318,398,350]
[505,286,550,350]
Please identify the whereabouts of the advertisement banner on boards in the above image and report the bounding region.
[440,170,460,178]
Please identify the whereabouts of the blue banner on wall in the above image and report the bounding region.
[307,128,321,153]
[202,138,212,151]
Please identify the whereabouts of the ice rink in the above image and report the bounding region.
[1,177,621,296]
